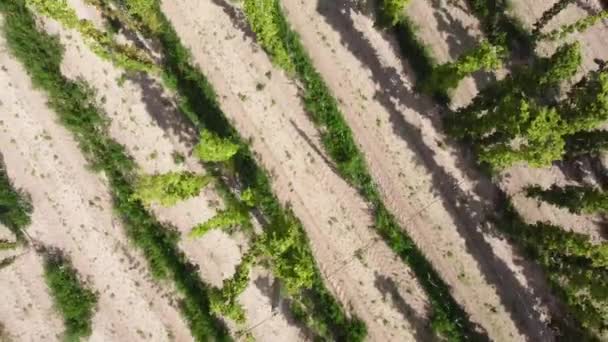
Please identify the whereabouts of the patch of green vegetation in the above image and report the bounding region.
[43,250,97,341]
[195,130,240,163]
[0,1,229,339]
[0,156,32,242]
[133,171,212,206]
[241,0,483,340]
[27,0,157,73]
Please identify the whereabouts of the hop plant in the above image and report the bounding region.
[195,130,240,162]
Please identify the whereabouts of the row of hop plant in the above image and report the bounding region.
[0,1,231,339]
[375,0,608,338]
[78,0,368,339]
[240,0,490,340]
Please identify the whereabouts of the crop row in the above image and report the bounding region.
[0,1,230,339]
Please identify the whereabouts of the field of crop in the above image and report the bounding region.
[0,0,607,341]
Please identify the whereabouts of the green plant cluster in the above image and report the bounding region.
[527,184,608,215]
[422,40,505,95]
[27,0,157,73]
[542,10,608,41]
[43,250,97,341]
[133,171,212,206]
[189,209,249,238]
[0,239,18,250]
[447,42,584,170]
[0,156,32,241]
[195,130,240,163]
[498,205,608,338]
[90,0,367,339]
[377,0,409,27]
[0,2,230,340]
[241,0,484,340]
[209,248,258,325]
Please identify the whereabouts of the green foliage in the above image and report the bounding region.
[242,0,295,73]
[447,43,582,170]
[565,129,608,157]
[0,2,230,340]
[560,70,608,132]
[527,184,608,215]
[92,0,366,339]
[195,130,240,162]
[242,0,483,340]
[422,40,505,95]
[478,100,567,170]
[377,0,409,27]
[43,250,97,341]
[27,0,157,72]
[189,209,249,238]
[133,171,211,206]
[498,205,608,339]
[0,239,17,250]
[542,10,608,41]
[209,250,257,325]
[0,157,32,241]
[240,188,256,207]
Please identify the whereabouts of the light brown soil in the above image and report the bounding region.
[278,0,564,340]
[162,0,434,340]
[0,23,193,340]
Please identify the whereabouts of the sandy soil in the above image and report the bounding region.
[0,22,193,340]
[276,0,568,340]
[0,252,63,342]
[162,0,436,340]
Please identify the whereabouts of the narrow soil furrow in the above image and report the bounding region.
[279,0,563,340]
[0,26,192,341]
[0,252,63,341]
[161,0,432,340]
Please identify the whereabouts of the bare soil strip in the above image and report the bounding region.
[0,22,192,341]
[278,0,566,340]
[161,0,433,340]
[0,252,63,341]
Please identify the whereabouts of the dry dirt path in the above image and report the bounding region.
[0,23,192,341]
[36,4,307,339]
[277,0,568,340]
[162,0,434,340]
